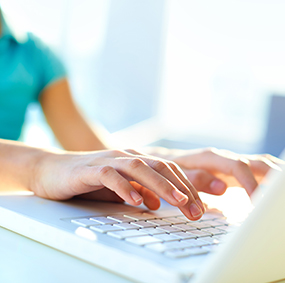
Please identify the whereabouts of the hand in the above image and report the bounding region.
[32,149,205,220]
[166,148,284,196]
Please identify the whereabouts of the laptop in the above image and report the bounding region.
[0,163,284,283]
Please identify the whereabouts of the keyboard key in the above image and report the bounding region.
[186,230,212,237]
[146,243,172,253]
[200,236,220,245]
[176,215,192,222]
[107,229,145,239]
[213,219,230,226]
[163,217,187,225]
[201,228,226,236]
[113,223,139,230]
[89,217,119,225]
[187,222,213,229]
[90,225,123,233]
[217,225,238,233]
[199,220,224,227]
[199,213,224,221]
[156,226,184,233]
[153,233,181,242]
[212,235,227,243]
[172,232,197,240]
[172,224,197,231]
[139,228,166,235]
[107,215,133,223]
[144,210,182,219]
[125,235,162,246]
[71,218,101,227]
[181,239,209,248]
[131,221,156,228]
[146,219,171,226]
[124,212,157,221]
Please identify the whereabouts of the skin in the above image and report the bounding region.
[39,79,283,197]
[0,139,282,222]
[28,79,285,220]
[0,19,283,219]
[0,140,205,220]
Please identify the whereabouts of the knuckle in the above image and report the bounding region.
[129,158,145,170]
[168,161,178,171]
[152,160,168,172]
[234,159,249,170]
[98,165,114,177]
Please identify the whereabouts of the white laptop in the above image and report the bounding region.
[0,162,284,283]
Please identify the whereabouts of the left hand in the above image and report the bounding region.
[151,147,284,196]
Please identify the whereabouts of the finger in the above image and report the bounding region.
[214,156,258,196]
[166,162,206,213]
[248,156,283,176]
[130,181,161,210]
[80,165,144,206]
[184,169,227,195]
[114,158,203,220]
[136,156,206,215]
[112,158,190,206]
[246,153,285,166]
[187,149,259,196]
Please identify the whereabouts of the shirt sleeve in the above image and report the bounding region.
[28,33,67,99]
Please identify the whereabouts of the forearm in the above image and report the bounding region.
[40,78,110,152]
[50,111,110,151]
[0,139,53,191]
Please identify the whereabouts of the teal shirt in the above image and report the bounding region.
[0,11,66,140]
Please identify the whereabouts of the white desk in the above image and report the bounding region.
[0,226,133,283]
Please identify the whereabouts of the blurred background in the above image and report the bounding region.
[1,0,285,156]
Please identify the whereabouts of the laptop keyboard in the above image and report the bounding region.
[70,210,237,259]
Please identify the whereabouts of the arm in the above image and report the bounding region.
[40,78,109,151]
[0,139,205,220]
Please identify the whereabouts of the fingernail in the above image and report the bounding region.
[172,190,188,203]
[130,191,142,203]
[210,180,226,194]
[196,199,205,212]
[190,203,203,218]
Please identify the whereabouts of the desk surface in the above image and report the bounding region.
[0,226,132,283]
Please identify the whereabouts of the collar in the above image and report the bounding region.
[0,9,27,43]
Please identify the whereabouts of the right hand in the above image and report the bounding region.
[32,149,205,220]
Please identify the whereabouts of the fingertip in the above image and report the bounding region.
[196,199,206,213]
[130,191,143,205]
[189,203,203,219]
[172,189,188,205]
[144,199,161,210]
[139,187,161,210]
